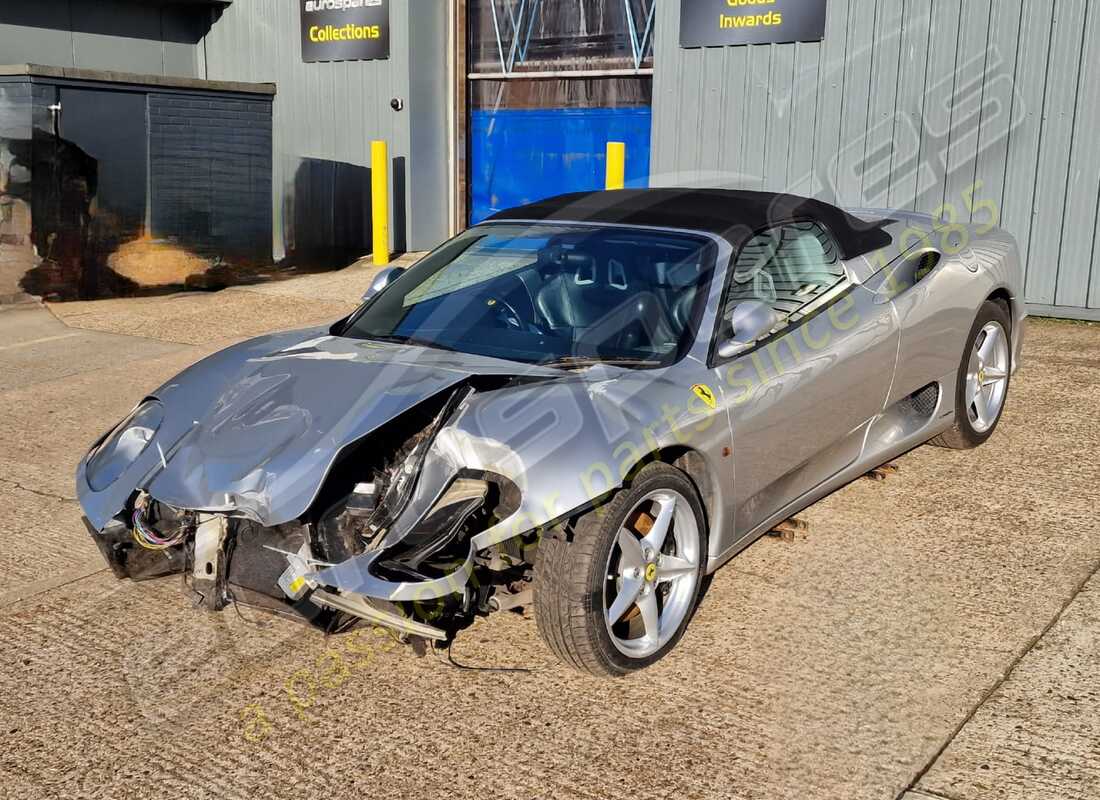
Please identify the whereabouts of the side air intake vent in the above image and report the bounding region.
[905,383,939,419]
[878,249,943,300]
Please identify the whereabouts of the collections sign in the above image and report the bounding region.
[300,0,390,63]
[680,0,827,47]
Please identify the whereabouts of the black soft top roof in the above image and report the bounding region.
[486,188,893,259]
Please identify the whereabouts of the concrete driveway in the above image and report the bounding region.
[1,268,1097,800]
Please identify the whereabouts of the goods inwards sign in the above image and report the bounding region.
[300,0,390,62]
[680,0,827,47]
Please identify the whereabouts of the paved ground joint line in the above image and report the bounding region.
[0,476,77,503]
[0,566,108,609]
[896,554,1100,800]
[0,331,81,352]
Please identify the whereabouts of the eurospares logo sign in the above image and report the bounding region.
[300,0,390,62]
[680,0,827,47]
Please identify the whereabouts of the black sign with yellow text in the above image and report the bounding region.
[680,0,827,47]
[300,0,390,63]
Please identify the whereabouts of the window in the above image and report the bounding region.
[723,221,845,323]
[342,223,716,368]
[468,0,655,75]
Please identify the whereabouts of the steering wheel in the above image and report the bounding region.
[483,293,526,330]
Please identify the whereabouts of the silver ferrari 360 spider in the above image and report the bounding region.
[77,189,1024,675]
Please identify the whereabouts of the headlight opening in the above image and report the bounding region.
[85,399,165,491]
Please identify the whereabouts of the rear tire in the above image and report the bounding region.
[533,462,707,677]
[930,299,1012,449]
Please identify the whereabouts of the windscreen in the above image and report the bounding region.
[341,223,716,367]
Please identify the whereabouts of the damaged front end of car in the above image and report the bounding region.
[78,377,546,649]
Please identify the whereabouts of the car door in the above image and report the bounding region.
[712,221,900,536]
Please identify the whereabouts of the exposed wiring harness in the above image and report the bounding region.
[131,494,190,551]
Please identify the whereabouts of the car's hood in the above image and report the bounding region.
[77,328,561,530]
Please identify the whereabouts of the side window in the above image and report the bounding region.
[724,221,845,322]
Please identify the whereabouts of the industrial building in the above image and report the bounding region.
[0,0,1096,320]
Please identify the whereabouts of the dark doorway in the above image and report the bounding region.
[58,87,148,237]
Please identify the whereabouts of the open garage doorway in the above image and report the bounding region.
[464,0,655,224]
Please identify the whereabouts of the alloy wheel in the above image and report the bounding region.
[603,489,701,658]
[965,320,1010,433]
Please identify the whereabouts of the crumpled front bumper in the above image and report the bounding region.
[79,496,471,642]
[309,589,449,640]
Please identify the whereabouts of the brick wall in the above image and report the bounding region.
[149,93,273,262]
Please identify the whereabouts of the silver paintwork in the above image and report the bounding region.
[76,208,1026,619]
[77,331,562,532]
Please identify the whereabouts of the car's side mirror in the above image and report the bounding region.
[717,300,784,359]
[361,266,406,302]
[717,339,752,359]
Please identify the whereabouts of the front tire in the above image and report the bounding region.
[930,299,1012,449]
[533,462,707,676]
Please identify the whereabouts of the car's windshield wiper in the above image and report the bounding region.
[363,334,458,353]
[539,356,661,369]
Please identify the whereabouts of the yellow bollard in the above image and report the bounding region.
[371,139,390,266]
[605,141,626,191]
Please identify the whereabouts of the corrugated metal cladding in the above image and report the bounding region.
[651,0,1100,320]
[200,0,448,260]
[0,0,208,77]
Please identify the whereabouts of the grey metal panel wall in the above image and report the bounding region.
[652,0,1100,318]
[0,0,205,77]
[200,0,448,260]
[0,11,75,68]
[407,8,448,254]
